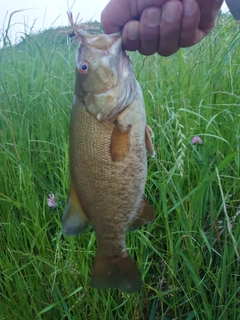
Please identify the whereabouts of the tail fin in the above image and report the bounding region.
[90,255,142,293]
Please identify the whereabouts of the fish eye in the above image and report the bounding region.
[79,61,89,74]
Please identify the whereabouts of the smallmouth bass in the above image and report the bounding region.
[63,30,155,293]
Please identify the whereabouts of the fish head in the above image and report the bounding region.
[74,30,136,120]
[75,30,130,94]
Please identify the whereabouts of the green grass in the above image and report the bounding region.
[0,15,240,320]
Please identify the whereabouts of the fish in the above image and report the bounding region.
[62,29,155,293]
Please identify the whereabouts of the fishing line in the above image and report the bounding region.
[136,56,148,80]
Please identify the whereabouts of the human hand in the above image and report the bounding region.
[101,0,224,56]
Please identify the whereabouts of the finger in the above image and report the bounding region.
[157,0,183,56]
[101,0,169,34]
[101,0,133,34]
[196,0,224,31]
[122,21,141,52]
[138,7,162,55]
[179,0,201,47]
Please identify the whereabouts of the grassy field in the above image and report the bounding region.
[0,15,240,320]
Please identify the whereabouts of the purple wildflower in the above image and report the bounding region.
[191,135,203,145]
[47,193,57,208]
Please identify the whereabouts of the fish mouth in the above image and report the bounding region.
[78,30,122,51]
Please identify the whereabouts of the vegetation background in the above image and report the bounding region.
[0,12,239,320]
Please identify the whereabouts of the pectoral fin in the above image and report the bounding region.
[129,198,155,230]
[110,123,131,162]
[62,183,89,235]
[145,124,155,157]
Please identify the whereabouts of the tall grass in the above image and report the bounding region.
[0,16,240,320]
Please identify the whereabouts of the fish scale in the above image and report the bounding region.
[71,98,145,230]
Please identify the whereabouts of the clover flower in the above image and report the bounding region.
[47,193,57,208]
[191,135,203,145]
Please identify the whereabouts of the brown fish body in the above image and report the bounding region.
[63,31,155,293]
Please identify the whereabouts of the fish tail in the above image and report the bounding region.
[90,255,142,293]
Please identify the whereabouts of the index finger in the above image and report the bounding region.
[101,0,170,34]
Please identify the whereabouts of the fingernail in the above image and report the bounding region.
[127,22,140,41]
[183,0,195,16]
[145,8,161,27]
[163,2,180,22]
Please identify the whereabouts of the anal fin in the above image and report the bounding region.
[129,198,155,230]
[62,183,89,235]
